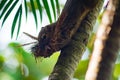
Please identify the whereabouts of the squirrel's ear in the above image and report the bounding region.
[23,32,38,40]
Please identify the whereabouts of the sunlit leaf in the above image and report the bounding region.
[16,5,22,39]
[55,0,60,16]
[114,64,120,78]
[38,52,60,75]
[42,0,52,23]
[0,0,7,10]
[0,55,5,68]
[24,0,28,19]
[50,0,56,21]
[11,5,21,38]
[2,0,19,26]
[30,0,38,28]
[87,33,96,53]
[0,0,13,19]
[98,11,104,23]
[74,59,89,79]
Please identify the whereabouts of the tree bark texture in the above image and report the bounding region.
[85,0,120,80]
[49,0,104,80]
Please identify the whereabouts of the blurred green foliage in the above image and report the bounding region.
[87,33,96,53]
[0,42,120,80]
[0,42,59,80]
[114,64,120,78]
[74,59,89,79]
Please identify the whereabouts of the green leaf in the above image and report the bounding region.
[0,0,13,19]
[16,5,22,39]
[55,0,60,16]
[0,55,5,68]
[0,0,7,10]
[38,52,60,75]
[74,59,89,79]
[50,0,56,21]
[36,0,42,22]
[30,0,38,28]
[42,0,52,23]
[24,0,28,19]
[2,0,19,26]
[114,63,120,78]
[87,33,96,53]
[11,5,21,38]
[98,11,104,23]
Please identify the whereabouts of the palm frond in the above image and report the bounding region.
[2,0,19,26]
[50,0,56,21]
[24,0,28,19]
[16,5,22,39]
[0,0,7,10]
[55,0,60,17]
[42,0,52,23]
[11,5,22,38]
[30,0,38,28]
[0,0,13,19]
[0,0,61,38]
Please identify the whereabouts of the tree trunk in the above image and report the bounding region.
[49,0,104,80]
[85,0,120,80]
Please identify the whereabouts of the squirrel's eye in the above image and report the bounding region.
[41,34,47,39]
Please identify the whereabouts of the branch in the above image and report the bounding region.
[85,0,120,80]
